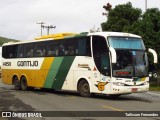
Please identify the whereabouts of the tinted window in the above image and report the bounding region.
[2,45,18,58]
[24,43,34,57]
[92,36,110,76]
[2,37,91,59]
[108,37,145,50]
[2,46,8,58]
[47,41,59,56]
[34,42,46,57]
[59,39,75,56]
[75,37,91,56]
[17,45,24,58]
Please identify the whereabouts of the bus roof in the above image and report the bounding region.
[35,32,141,40]
[88,32,141,38]
[35,32,78,40]
[2,32,141,46]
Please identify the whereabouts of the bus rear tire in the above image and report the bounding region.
[20,76,28,91]
[13,76,21,90]
[78,80,91,97]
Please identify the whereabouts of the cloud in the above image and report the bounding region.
[0,0,159,40]
[0,0,105,40]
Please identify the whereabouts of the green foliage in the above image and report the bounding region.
[133,8,160,65]
[101,2,142,32]
[149,85,160,91]
[0,36,19,46]
[101,2,160,68]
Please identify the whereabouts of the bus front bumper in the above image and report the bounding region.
[110,84,149,95]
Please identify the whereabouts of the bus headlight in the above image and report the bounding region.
[143,81,149,85]
[113,82,125,86]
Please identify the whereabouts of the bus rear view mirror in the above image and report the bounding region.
[148,48,158,63]
[109,47,117,63]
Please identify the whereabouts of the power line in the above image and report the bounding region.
[37,22,56,35]
[37,22,45,36]
[42,25,56,35]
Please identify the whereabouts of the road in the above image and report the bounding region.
[0,78,160,120]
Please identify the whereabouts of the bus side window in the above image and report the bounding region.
[47,41,59,56]
[17,45,24,58]
[8,45,18,58]
[2,46,8,58]
[24,43,34,57]
[34,42,46,57]
[68,45,74,55]
[75,37,91,56]
[86,38,91,56]
[66,39,75,55]
[2,45,18,58]
[59,39,75,56]
[59,43,65,55]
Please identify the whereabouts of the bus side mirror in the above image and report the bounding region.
[109,47,117,63]
[148,48,158,63]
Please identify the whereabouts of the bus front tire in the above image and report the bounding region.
[78,80,91,97]
[13,76,21,90]
[20,76,28,91]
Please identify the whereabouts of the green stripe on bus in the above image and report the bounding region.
[52,56,75,89]
[43,57,64,88]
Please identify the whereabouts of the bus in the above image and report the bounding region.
[0,47,1,77]
[1,32,158,97]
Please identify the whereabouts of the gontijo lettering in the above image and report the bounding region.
[17,61,38,67]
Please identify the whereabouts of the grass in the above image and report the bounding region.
[0,36,19,46]
[149,85,160,91]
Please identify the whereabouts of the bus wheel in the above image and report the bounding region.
[78,80,91,97]
[20,76,28,91]
[13,76,21,90]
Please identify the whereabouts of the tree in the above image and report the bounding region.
[101,2,142,32]
[127,8,160,65]
[140,8,160,49]
[101,2,160,68]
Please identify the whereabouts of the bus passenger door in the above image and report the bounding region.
[92,36,111,94]
[92,65,101,93]
[100,52,111,94]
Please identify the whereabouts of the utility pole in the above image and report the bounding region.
[37,22,45,36]
[145,0,147,11]
[42,25,56,35]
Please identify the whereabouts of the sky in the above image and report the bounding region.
[0,0,160,41]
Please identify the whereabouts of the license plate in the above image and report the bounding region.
[132,88,138,92]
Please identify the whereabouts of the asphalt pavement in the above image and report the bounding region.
[0,78,160,120]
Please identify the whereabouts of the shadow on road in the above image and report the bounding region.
[0,82,152,104]
[12,87,152,103]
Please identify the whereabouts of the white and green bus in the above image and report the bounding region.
[1,32,157,97]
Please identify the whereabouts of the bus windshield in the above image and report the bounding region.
[108,37,145,50]
[107,36,148,77]
[112,50,148,77]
